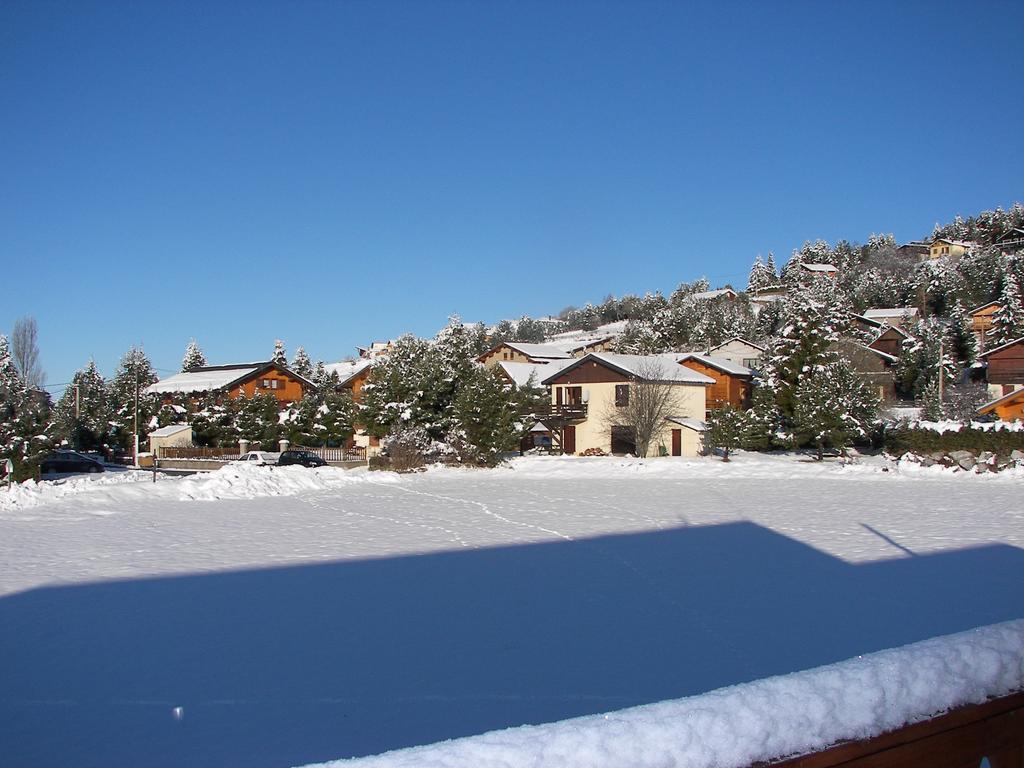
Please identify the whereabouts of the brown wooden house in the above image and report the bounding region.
[978,387,1024,421]
[981,337,1024,389]
[677,354,754,410]
[969,301,1002,354]
[147,362,315,406]
[867,326,910,358]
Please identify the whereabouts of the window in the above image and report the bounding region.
[743,358,759,368]
[615,384,629,407]
[261,379,272,388]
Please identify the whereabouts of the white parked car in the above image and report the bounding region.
[236,451,281,466]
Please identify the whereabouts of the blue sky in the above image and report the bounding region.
[2,0,1022,395]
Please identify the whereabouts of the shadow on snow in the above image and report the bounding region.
[2,521,1023,767]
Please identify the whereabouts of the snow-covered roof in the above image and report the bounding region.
[147,424,192,437]
[862,307,919,320]
[978,386,1024,415]
[666,416,707,431]
[933,238,974,248]
[800,263,838,272]
[529,421,550,433]
[504,342,573,360]
[677,354,755,377]
[498,360,570,388]
[325,358,372,385]
[692,289,736,301]
[147,366,262,394]
[542,353,715,385]
[691,288,737,301]
[708,337,765,354]
[980,337,1024,359]
[968,300,1002,315]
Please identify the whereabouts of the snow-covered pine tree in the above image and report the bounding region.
[765,252,778,281]
[513,316,546,343]
[990,274,1024,347]
[290,346,313,378]
[704,404,747,461]
[758,280,852,422]
[947,300,979,365]
[0,335,50,479]
[895,317,957,401]
[490,320,515,346]
[181,339,207,372]
[741,383,781,450]
[272,339,287,367]
[792,358,877,460]
[450,366,520,465]
[107,347,160,453]
[747,254,774,292]
[318,390,356,447]
[234,392,282,446]
[50,360,112,451]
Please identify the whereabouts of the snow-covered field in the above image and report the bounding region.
[1,455,1022,768]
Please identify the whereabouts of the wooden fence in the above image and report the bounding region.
[160,446,242,460]
[765,690,1023,768]
[298,446,366,462]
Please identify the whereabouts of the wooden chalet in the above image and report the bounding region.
[538,353,713,457]
[799,263,838,278]
[978,387,1024,421]
[706,338,764,369]
[677,354,754,410]
[147,362,315,406]
[867,325,910,358]
[832,340,899,402]
[969,301,1002,353]
[994,227,1024,253]
[980,337,1024,389]
[929,238,973,260]
[478,338,614,367]
[324,359,373,402]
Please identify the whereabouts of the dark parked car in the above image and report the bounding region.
[41,451,105,475]
[277,450,327,468]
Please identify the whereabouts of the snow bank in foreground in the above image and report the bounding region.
[908,419,1024,433]
[0,470,154,510]
[303,620,1024,768]
[0,464,396,511]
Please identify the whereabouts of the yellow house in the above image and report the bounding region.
[540,353,713,457]
[929,238,973,260]
[977,387,1024,421]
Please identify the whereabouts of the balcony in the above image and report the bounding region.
[528,403,588,423]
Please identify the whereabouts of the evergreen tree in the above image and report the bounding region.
[759,281,851,422]
[319,390,356,446]
[290,346,313,378]
[742,383,781,450]
[947,300,979,365]
[0,335,51,480]
[50,361,112,451]
[272,339,287,367]
[991,274,1024,346]
[895,317,957,400]
[792,359,876,460]
[181,339,207,372]
[107,347,160,453]
[704,405,746,461]
[450,367,520,465]
[189,393,237,447]
[747,254,774,292]
[765,252,778,281]
[490,320,516,346]
[234,392,282,446]
[513,316,546,343]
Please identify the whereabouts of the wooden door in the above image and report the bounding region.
[563,425,576,454]
[671,429,681,456]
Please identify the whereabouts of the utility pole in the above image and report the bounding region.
[133,351,140,468]
[938,338,945,406]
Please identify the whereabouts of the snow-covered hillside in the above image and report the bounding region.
[1,456,1022,768]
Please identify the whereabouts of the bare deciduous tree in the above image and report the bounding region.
[603,359,684,457]
[11,316,44,390]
